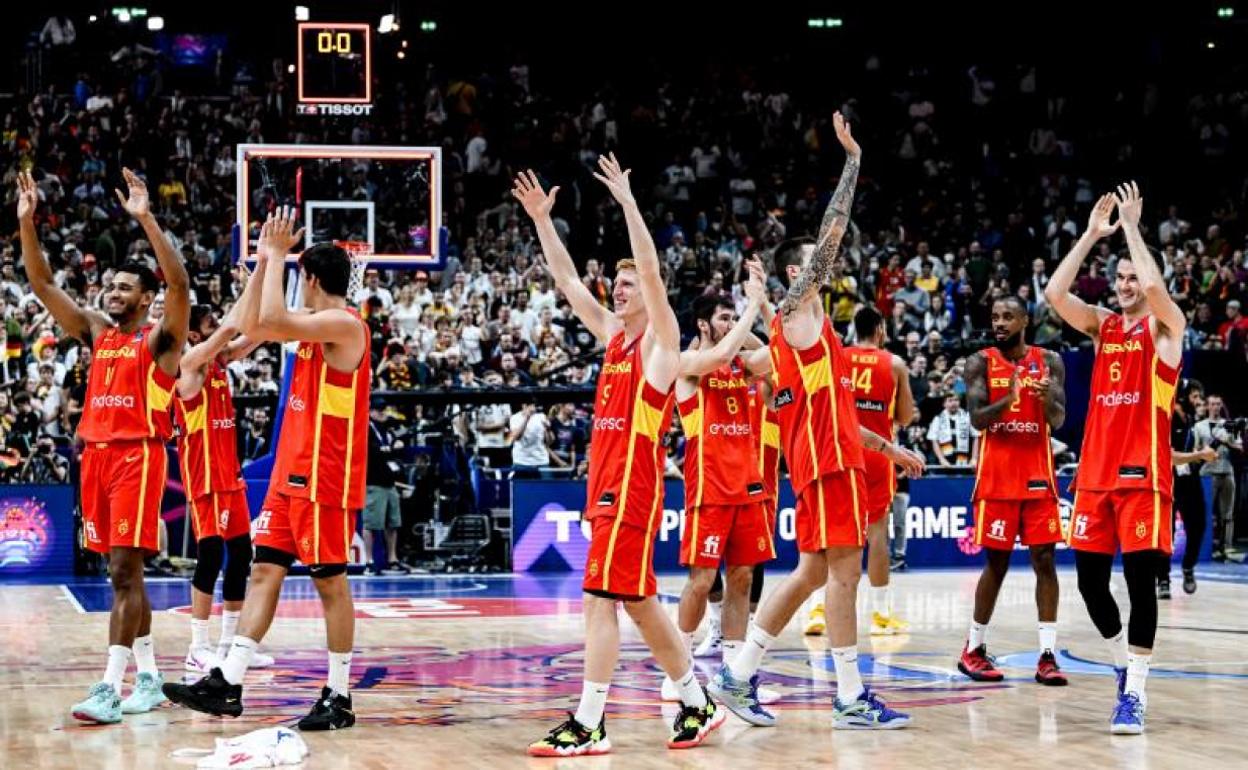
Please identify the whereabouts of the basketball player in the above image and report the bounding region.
[807,305,916,637]
[708,115,925,729]
[661,264,773,700]
[164,208,370,731]
[1044,184,1184,734]
[957,295,1068,686]
[515,156,725,756]
[18,169,190,723]
[174,299,275,673]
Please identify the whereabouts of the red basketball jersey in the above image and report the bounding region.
[1075,314,1179,496]
[845,346,897,439]
[78,325,174,442]
[271,312,371,510]
[585,332,675,528]
[767,315,864,495]
[175,360,244,499]
[972,346,1057,501]
[751,388,781,503]
[679,356,765,509]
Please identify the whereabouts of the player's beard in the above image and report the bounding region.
[994,329,1023,351]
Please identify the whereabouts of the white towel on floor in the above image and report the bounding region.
[184,727,309,769]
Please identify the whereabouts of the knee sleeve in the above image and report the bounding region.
[1122,551,1159,649]
[222,534,253,602]
[750,563,765,604]
[1075,550,1122,639]
[192,536,225,595]
[308,563,348,579]
[255,545,296,570]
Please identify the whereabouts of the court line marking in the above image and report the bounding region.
[58,585,86,614]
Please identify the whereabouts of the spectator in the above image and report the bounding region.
[927,393,978,467]
[1218,300,1248,350]
[239,408,271,465]
[363,408,409,575]
[20,434,68,483]
[893,270,930,327]
[354,269,395,311]
[508,403,551,478]
[1193,394,1243,561]
[472,371,512,467]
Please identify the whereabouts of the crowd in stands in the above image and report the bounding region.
[1,13,1246,486]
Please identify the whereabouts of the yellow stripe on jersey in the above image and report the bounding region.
[1152,371,1176,413]
[182,401,207,434]
[632,393,666,441]
[693,389,706,509]
[309,363,328,500]
[604,385,647,592]
[134,440,151,547]
[761,422,780,448]
[680,406,703,439]
[340,368,360,510]
[820,336,844,468]
[798,355,832,394]
[320,382,356,419]
[147,370,173,410]
[1149,354,1160,496]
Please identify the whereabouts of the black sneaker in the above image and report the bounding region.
[1183,569,1197,594]
[668,687,726,749]
[527,713,610,757]
[1157,579,1171,600]
[890,556,907,572]
[363,563,379,576]
[162,667,243,717]
[297,687,355,731]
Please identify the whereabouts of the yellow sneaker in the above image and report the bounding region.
[870,611,910,636]
[804,603,826,636]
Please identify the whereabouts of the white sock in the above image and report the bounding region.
[1038,622,1057,655]
[706,600,722,630]
[870,585,890,616]
[674,666,708,708]
[1125,652,1150,704]
[967,621,988,651]
[327,651,352,697]
[132,635,157,676]
[831,645,865,703]
[573,681,610,728]
[728,624,775,681]
[221,635,258,685]
[191,618,210,649]
[1105,629,1129,669]
[219,610,241,649]
[722,639,743,665]
[680,631,694,657]
[103,645,130,693]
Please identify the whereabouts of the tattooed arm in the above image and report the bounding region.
[778,112,861,319]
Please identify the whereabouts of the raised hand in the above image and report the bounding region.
[15,172,37,221]
[833,111,861,158]
[114,167,152,218]
[511,170,559,220]
[744,258,767,305]
[1114,180,1143,229]
[1085,193,1119,239]
[258,205,305,261]
[591,152,636,208]
[887,443,927,479]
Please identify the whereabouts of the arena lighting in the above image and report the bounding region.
[379,13,396,33]
[295,5,310,21]
[287,63,296,73]
[147,16,164,31]
[1217,6,1234,18]
[1207,41,1217,48]
[116,9,131,22]
[397,51,406,59]
[806,17,844,28]
[420,20,437,32]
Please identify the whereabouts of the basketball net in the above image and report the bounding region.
[335,240,373,309]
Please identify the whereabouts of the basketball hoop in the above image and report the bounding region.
[335,240,373,308]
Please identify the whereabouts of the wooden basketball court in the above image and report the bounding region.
[2,567,1244,768]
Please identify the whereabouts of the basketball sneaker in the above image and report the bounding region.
[958,644,1004,682]
[757,685,781,705]
[870,611,909,636]
[1183,569,1197,594]
[120,672,168,713]
[694,625,722,658]
[804,603,826,636]
[1034,651,1068,686]
[1110,691,1145,734]
[707,664,775,726]
[70,682,122,724]
[831,686,911,729]
[185,644,222,674]
[1157,578,1171,600]
[162,667,244,717]
[297,687,355,731]
[527,714,610,757]
[668,687,726,749]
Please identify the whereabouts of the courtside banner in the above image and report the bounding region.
[0,485,76,577]
[510,477,1211,572]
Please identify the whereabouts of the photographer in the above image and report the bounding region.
[1193,393,1244,561]
[1162,384,1218,596]
[21,434,69,484]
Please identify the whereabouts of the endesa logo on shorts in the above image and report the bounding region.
[1094,391,1141,408]
[989,420,1041,434]
[90,394,136,409]
[593,416,626,432]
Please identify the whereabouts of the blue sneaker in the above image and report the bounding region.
[120,672,168,714]
[706,664,775,727]
[1110,692,1145,735]
[71,682,122,724]
[832,687,912,730]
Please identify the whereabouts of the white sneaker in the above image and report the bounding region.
[185,644,222,673]
[250,650,275,669]
[758,686,781,705]
[660,676,680,702]
[694,627,723,658]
